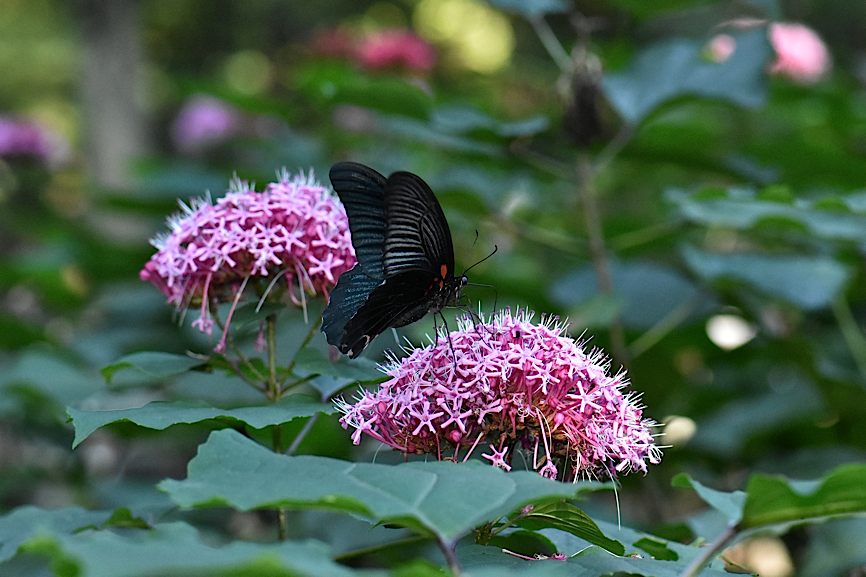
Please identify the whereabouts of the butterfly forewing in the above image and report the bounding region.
[328,162,388,276]
[323,162,462,357]
[383,172,455,279]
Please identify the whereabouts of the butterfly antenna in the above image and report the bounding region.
[461,244,498,276]
[472,229,480,248]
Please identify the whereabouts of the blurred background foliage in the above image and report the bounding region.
[2,0,866,575]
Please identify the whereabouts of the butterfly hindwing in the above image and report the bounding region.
[321,265,382,349]
[339,270,434,357]
[383,172,455,279]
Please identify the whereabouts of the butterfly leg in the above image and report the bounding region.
[438,311,457,366]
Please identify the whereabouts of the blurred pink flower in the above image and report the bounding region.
[337,309,661,481]
[769,22,831,84]
[310,28,356,59]
[141,169,355,351]
[707,34,737,63]
[171,95,244,153]
[0,117,68,166]
[354,29,436,73]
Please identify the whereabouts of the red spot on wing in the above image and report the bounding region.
[440,263,448,278]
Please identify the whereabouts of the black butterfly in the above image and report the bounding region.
[322,162,467,358]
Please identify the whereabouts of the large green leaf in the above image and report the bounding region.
[682,245,851,310]
[672,474,745,526]
[101,352,206,386]
[68,396,332,448]
[741,463,866,529]
[160,429,605,543]
[24,522,361,577]
[604,29,770,125]
[0,506,111,563]
[677,464,866,532]
[486,0,570,18]
[458,544,731,576]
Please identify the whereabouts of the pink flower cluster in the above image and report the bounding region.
[706,21,831,84]
[337,310,661,481]
[0,117,67,166]
[141,170,355,350]
[312,27,436,74]
[769,22,831,84]
[171,95,244,153]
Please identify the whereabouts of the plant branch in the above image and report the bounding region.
[530,15,572,72]
[832,295,866,379]
[285,317,322,376]
[576,152,628,365]
[286,413,319,455]
[678,523,738,577]
[629,300,698,359]
[436,536,462,576]
[592,124,636,176]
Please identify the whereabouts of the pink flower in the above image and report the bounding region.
[769,22,831,84]
[171,95,244,153]
[354,29,436,73]
[141,169,356,351]
[336,310,661,481]
[707,34,737,63]
[0,117,68,166]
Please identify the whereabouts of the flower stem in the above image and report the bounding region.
[678,523,737,577]
[576,153,628,366]
[264,313,289,541]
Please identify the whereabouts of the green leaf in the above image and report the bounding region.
[801,518,866,577]
[551,260,707,329]
[68,396,332,448]
[486,0,570,17]
[0,506,112,563]
[604,29,770,125]
[294,347,387,390]
[0,349,102,416]
[160,429,605,543]
[515,502,623,555]
[431,105,548,139]
[688,378,824,456]
[669,187,866,243]
[672,474,745,525]
[24,521,359,577]
[741,463,866,529]
[682,245,851,310]
[632,537,679,562]
[101,352,205,386]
